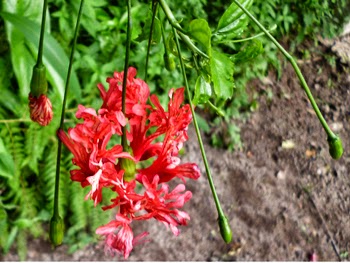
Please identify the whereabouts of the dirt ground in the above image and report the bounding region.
[2,35,350,261]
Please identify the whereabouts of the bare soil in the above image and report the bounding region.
[2,36,350,261]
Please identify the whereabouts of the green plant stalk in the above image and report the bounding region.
[52,0,85,244]
[121,0,132,149]
[172,27,232,243]
[144,0,158,82]
[158,0,209,59]
[231,0,337,141]
[215,24,277,44]
[36,0,48,66]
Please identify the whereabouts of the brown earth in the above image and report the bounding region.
[2,36,350,261]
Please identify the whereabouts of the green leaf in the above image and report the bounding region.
[0,12,82,102]
[210,49,234,99]
[4,226,18,253]
[193,74,212,105]
[232,39,264,63]
[216,0,253,38]
[0,138,15,179]
[188,19,211,52]
[137,16,161,44]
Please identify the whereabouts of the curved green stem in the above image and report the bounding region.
[214,24,277,44]
[159,0,209,59]
[145,0,158,81]
[36,0,48,66]
[207,100,225,117]
[231,0,335,140]
[52,0,84,240]
[121,0,132,149]
[172,27,232,243]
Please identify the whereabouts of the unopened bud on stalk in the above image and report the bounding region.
[50,215,64,246]
[28,64,53,126]
[327,135,343,160]
[164,53,176,71]
[218,214,232,243]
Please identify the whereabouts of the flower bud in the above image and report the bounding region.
[30,64,48,97]
[218,215,232,244]
[50,215,64,246]
[327,135,343,160]
[164,53,176,71]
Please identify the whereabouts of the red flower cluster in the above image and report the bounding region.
[58,67,200,258]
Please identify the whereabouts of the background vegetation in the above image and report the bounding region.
[0,0,349,259]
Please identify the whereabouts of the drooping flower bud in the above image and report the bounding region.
[28,64,53,126]
[218,214,232,244]
[28,93,53,126]
[50,215,64,246]
[164,53,176,71]
[327,135,343,160]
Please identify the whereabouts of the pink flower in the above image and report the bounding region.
[28,93,53,126]
[96,214,148,259]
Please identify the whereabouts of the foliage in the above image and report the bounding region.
[0,0,349,259]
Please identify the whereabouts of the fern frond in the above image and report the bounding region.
[16,230,27,261]
[67,182,88,236]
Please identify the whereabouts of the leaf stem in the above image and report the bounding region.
[172,27,232,242]
[36,0,48,66]
[145,0,158,82]
[121,0,132,149]
[231,0,336,140]
[53,0,84,219]
[214,24,277,44]
[158,0,209,59]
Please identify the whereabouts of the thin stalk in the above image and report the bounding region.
[214,24,277,44]
[36,0,48,66]
[158,0,209,59]
[121,0,132,149]
[173,28,225,231]
[231,0,336,140]
[145,0,158,82]
[53,0,84,217]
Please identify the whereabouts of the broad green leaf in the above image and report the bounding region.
[1,12,82,102]
[188,19,211,52]
[193,75,212,105]
[232,39,264,63]
[210,50,234,99]
[216,0,253,37]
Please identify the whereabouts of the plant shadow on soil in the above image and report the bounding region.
[2,37,350,261]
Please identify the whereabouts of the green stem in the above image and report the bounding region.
[158,0,186,34]
[145,0,158,82]
[207,100,225,117]
[121,0,132,149]
[172,27,232,242]
[214,24,277,44]
[159,0,209,59]
[53,0,84,218]
[36,0,48,66]
[231,0,336,140]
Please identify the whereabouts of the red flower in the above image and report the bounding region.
[28,93,53,126]
[96,214,148,258]
[58,67,200,258]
